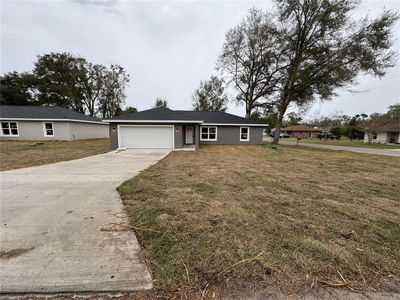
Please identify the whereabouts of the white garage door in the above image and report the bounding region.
[119,126,174,149]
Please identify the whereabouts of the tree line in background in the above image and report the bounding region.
[266,104,400,143]
[0,52,130,118]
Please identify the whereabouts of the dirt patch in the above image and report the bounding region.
[0,247,34,259]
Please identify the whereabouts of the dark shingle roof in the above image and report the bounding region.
[108,107,260,125]
[0,106,103,123]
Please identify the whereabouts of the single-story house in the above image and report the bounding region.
[281,124,322,138]
[104,107,266,150]
[0,105,109,141]
[364,123,400,144]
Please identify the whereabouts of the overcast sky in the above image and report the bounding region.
[1,0,399,119]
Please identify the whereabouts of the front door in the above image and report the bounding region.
[185,126,194,144]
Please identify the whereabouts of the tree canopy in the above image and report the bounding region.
[218,0,398,143]
[1,52,130,118]
[153,97,168,108]
[192,76,228,112]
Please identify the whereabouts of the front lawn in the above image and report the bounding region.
[0,139,111,171]
[118,145,400,297]
[285,138,400,149]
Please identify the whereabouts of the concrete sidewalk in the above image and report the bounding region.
[0,149,170,293]
[279,141,400,157]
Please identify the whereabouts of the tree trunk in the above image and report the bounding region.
[245,102,251,119]
[273,110,284,144]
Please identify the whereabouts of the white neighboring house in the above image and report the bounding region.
[363,123,400,144]
[0,105,109,141]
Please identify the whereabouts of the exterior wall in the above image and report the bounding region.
[0,120,71,141]
[199,126,264,145]
[109,123,265,149]
[109,123,119,148]
[69,122,109,140]
[194,125,200,149]
[376,132,388,143]
[0,120,108,141]
[174,125,184,149]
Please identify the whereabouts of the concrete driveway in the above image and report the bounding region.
[0,149,170,293]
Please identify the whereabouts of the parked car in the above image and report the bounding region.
[318,133,340,140]
[280,133,291,138]
[269,132,291,138]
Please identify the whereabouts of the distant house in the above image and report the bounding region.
[0,106,109,141]
[364,123,400,144]
[281,124,322,138]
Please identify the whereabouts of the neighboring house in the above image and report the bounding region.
[280,124,322,138]
[105,107,266,149]
[0,106,109,141]
[363,123,400,144]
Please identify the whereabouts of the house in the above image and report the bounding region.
[0,106,109,141]
[105,107,266,149]
[280,124,322,138]
[363,123,400,144]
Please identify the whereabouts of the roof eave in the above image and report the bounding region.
[103,119,204,123]
[0,118,105,125]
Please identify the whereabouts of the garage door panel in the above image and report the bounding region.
[119,126,173,149]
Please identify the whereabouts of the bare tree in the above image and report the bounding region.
[217,8,284,118]
[219,1,398,143]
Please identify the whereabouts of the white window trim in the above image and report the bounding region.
[200,126,218,141]
[117,124,175,149]
[43,122,55,137]
[240,127,250,142]
[1,121,19,137]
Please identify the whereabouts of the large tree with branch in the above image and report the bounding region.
[219,1,398,143]
[217,8,284,118]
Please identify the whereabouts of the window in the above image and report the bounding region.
[200,126,217,141]
[43,122,54,137]
[240,127,250,141]
[1,122,19,136]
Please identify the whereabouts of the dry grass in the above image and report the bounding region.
[0,139,111,171]
[118,145,400,296]
[284,138,400,149]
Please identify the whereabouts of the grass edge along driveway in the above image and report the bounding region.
[118,145,400,297]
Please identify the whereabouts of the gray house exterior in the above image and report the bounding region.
[0,106,109,141]
[105,107,266,150]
